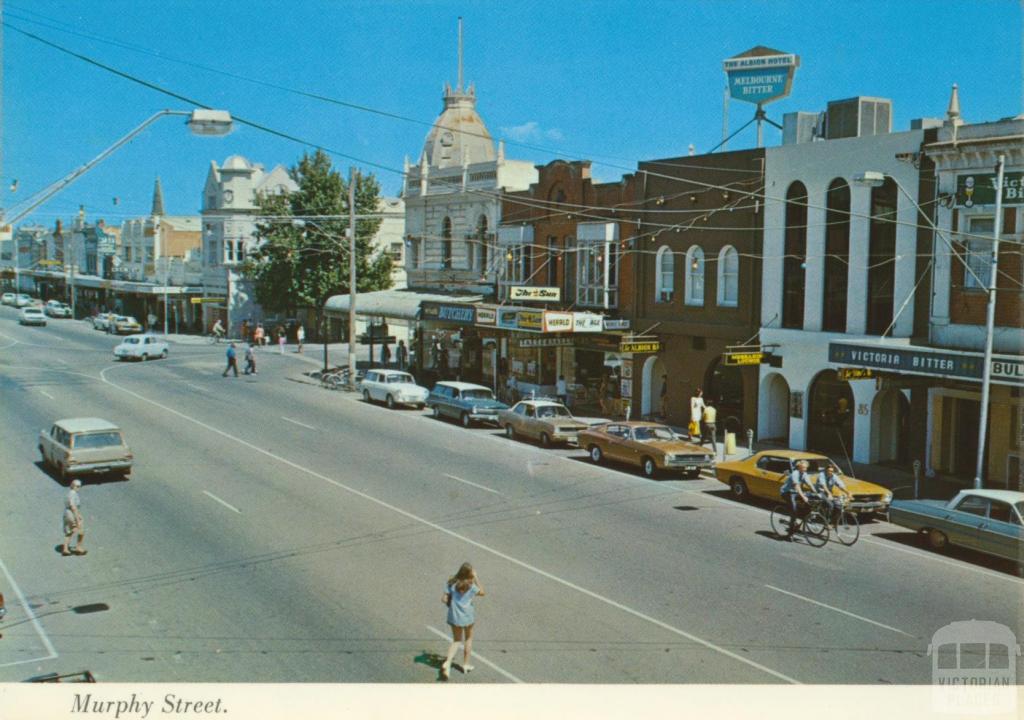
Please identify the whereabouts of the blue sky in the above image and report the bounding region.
[3,0,1021,227]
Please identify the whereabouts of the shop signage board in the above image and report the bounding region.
[829,342,1024,387]
[956,172,1024,207]
[421,301,476,324]
[497,308,519,329]
[603,318,631,331]
[620,339,661,354]
[724,351,766,366]
[509,286,561,302]
[519,337,575,349]
[837,367,875,381]
[543,311,574,333]
[190,297,226,304]
[723,48,799,105]
[517,310,544,331]
[573,313,604,333]
[475,307,497,326]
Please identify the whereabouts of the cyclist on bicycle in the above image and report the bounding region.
[779,459,813,540]
[813,465,852,518]
[211,318,225,342]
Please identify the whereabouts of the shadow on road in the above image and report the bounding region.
[870,531,1022,578]
[34,461,131,487]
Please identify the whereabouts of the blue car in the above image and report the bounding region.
[427,381,508,427]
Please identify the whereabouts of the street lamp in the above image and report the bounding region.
[855,165,1004,490]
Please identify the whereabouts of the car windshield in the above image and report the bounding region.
[25,308,42,314]
[536,405,570,418]
[462,389,494,400]
[72,431,123,449]
[124,337,139,344]
[1015,502,1024,519]
[386,373,414,384]
[633,426,676,441]
[122,316,138,323]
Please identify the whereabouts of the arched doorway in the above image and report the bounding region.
[871,388,910,464]
[640,355,666,418]
[762,373,790,445]
[705,358,745,434]
[807,370,854,458]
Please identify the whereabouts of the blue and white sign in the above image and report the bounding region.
[723,48,799,105]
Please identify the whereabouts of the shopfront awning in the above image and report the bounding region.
[324,289,482,321]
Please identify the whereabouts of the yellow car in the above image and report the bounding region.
[578,421,715,479]
[715,449,892,514]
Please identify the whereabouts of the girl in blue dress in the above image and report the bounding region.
[441,562,486,679]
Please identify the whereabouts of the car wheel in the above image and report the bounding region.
[729,477,748,500]
[362,390,371,403]
[386,394,396,410]
[641,457,657,478]
[461,413,472,428]
[540,432,551,447]
[160,349,168,359]
[417,403,426,410]
[925,529,948,550]
[589,445,603,464]
[431,405,440,419]
[142,352,150,361]
[505,424,515,439]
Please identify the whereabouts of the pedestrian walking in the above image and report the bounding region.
[254,323,266,347]
[222,342,239,377]
[702,402,718,455]
[296,324,305,353]
[241,320,250,344]
[60,479,86,556]
[556,374,568,405]
[243,343,257,375]
[689,387,705,440]
[276,325,286,354]
[396,339,408,370]
[381,343,391,367]
[440,562,486,680]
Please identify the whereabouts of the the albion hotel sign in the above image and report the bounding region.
[829,342,1024,386]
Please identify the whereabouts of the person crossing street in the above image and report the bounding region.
[223,342,239,377]
[60,479,86,556]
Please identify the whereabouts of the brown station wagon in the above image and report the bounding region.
[578,421,715,479]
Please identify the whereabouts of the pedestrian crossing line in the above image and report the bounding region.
[99,364,801,685]
[425,625,523,683]
[443,473,503,496]
[0,556,59,667]
[281,416,316,431]
[38,389,54,400]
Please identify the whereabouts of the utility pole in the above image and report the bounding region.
[973,154,1006,490]
[348,167,358,387]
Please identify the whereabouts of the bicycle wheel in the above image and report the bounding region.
[325,374,341,390]
[770,504,791,539]
[803,511,830,547]
[833,510,860,546]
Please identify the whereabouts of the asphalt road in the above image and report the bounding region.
[0,306,1020,684]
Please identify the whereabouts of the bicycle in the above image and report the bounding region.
[770,495,830,547]
[819,494,860,546]
[318,366,351,390]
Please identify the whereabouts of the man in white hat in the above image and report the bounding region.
[60,480,86,556]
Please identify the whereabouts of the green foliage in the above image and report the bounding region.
[244,149,392,321]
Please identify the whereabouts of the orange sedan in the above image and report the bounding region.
[577,421,714,479]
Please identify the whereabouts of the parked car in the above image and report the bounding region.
[114,334,169,361]
[92,312,116,331]
[357,369,429,409]
[889,489,1023,565]
[112,315,143,334]
[715,449,892,514]
[38,417,133,481]
[427,381,508,427]
[1,292,15,305]
[44,301,72,318]
[14,293,33,307]
[18,306,46,326]
[578,421,714,479]
[498,399,591,447]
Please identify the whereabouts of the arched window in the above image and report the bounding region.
[441,217,452,269]
[476,214,489,273]
[782,181,807,328]
[655,246,674,303]
[717,245,739,307]
[685,245,704,306]
[823,179,850,332]
[867,178,897,335]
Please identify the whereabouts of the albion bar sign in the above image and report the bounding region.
[829,342,1024,387]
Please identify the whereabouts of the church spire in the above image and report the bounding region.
[151,176,166,217]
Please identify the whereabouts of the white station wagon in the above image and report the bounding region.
[357,368,429,409]
[114,334,169,361]
[39,417,133,481]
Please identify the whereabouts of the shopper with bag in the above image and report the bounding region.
[689,387,705,440]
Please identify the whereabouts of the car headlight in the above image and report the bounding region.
[883,492,893,502]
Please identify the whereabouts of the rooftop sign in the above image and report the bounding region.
[723,47,799,105]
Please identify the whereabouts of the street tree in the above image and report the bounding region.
[244,149,393,340]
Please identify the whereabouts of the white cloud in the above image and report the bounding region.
[500,121,563,144]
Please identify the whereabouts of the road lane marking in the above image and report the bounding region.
[861,537,1024,586]
[203,491,242,514]
[765,584,915,637]
[185,383,205,392]
[444,473,503,496]
[281,416,316,431]
[426,625,523,683]
[0,556,59,665]
[98,364,799,684]
[38,389,54,400]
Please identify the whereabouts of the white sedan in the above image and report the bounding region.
[357,368,429,409]
[1,292,14,305]
[18,306,47,326]
[114,334,169,361]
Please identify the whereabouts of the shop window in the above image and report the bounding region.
[866,178,897,335]
[441,217,453,269]
[717,245,738,307]
[576,237,618,308]
[655,245,674,303]
[964,217,994,289]
[782,181,807,329]
[823,179,850,332]
[685,246,704,306]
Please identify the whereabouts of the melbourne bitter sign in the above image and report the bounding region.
[723,46,800,105]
